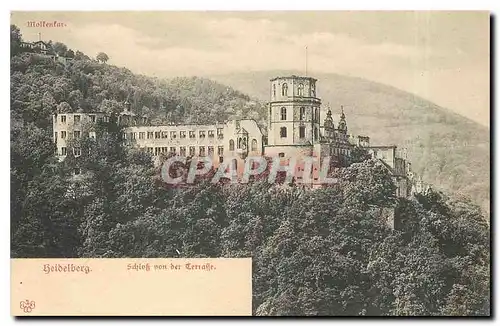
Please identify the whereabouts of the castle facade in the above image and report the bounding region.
[52,75,429,198]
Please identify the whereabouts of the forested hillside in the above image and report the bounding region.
[10,25,266,133]
[10,25,490,316]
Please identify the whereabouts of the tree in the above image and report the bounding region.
[52,42,68,56]
[10,24,22,56]
[96,52,109,64]
[57,101,72,113]
[74,50,89,61]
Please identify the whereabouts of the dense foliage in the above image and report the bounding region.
[10,25,490,316]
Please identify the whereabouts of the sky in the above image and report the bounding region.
[11,11,490,127]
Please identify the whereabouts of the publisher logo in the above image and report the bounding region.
[20,300,35,313]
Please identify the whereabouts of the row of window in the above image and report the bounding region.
[146,146,224,157]
[272,83,316,97]
[59,114,106,124]
[278,107,320,121]
[228,139,259,151]
[59,147,81,156]
[59,114,147,125]
[124,129,224,140]
[55,130,96,140]
[278,126,319,140]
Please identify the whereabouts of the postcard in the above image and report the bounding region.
[10,11,490,316]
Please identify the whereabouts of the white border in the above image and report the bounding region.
[2,1,497,325]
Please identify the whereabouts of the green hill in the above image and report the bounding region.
[211,71,490,215]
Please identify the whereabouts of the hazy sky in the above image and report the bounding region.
[11,11,490,127]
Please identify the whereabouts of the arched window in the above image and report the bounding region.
[311,83,316,97]
[237,137,242,149]
[229,139,235,151]
[232,159,238,171]
[315,108,319,122]
[297,83,304,96]
[273,84,276,97]
[280,127,287,138]
[300,107,305,120]
[282,83,288,96]
[281,107,287,120]
[251,139,258,151]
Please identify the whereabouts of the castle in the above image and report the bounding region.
[52,75,430,198]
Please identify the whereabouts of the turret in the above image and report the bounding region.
[337,105,347,134]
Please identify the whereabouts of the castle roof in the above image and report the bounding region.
[270,75,317,82]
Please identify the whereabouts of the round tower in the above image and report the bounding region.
[265,75,322,157]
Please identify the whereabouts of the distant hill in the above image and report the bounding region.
[211,71,490,215]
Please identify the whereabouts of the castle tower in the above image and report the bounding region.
[264,75,322,157]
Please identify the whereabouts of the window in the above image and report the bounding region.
[300,107,305,120]
[273,84,276,97]
[161,131,168,139]
[61,131,67,139]
[189,146,196,156]
[199,131,206,138]
[139,132,145,139]
[161,147,168,153]
[251,139,258,151]
[143,117,148,124]
[217,128,224,139]
[61,115,66,123]
[122,132,127,140]
[155,131,161,139]
[298,83,304,96]
[208,146,214,156]
[299,126,306,139]
[89,115,96,123]
[73,147,81,156]
[180,147,186,156]
[229,139,235,151]
[54,132,57,141]
[61,147,67,156]
[315,108,319,122]
[281,107,287,120]
[180,131,186,139]
[130,132,136,140]
[147,147,153,154]
[280,127,287,138]
[170,147,176,153]
[314,127,318,140]
[217,146,224,156]
[155,147,160,156]
[278,152,285,158]
[189,131,196,139]
[74,115,81,123]
[281,83,288,96]
[199,146,206,156]
[170,131,177,139]
[147,132,153,139]
[74,131,81,139]
[311,83,316,97]
[208,130,215,138]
